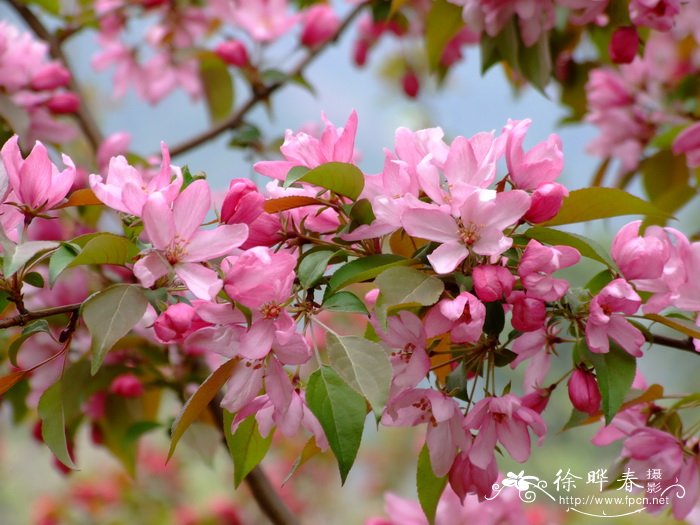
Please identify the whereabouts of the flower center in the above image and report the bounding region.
[260,302,282,320]
[458,220,483,246]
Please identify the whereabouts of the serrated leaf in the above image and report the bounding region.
[322,291,369,315]
[82,284,149,374]
[3,240,58,277]
[542,188,672,226]
[199,52,234,122]
[68,233,139,268]
[328,254,411,293]
[417,444,447,525]
[8,319,51,367]
[525,226,617,269]
[306,366,367,484]
[224,412,273,488]
[38,381,77,470]
[298,249,337,288]
[326,333,391,414]
[263,196,326,213]
[168,358,238,460]
[425,0,464,70]
[295,162,365,200]
[582,342,637,424]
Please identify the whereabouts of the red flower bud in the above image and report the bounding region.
[609,27,639,64]
[402,70,420,98]
[216,40,250,68]
[568,367,602,415]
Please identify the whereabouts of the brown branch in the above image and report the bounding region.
[647,333,697,354]
[165,2,369,158]
[5,0,104,152]
[0,303,81,329]
[208,395,300,525]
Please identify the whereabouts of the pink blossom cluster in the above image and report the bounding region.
[0,21,78,144]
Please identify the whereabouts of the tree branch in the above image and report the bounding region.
[166,2,368,159]
[647,332,697,354]
[0,303,81,329]
[208,395,300,525]
[5,0,104,152]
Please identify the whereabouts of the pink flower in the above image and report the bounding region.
[30,63,70,90]
[46,92,80,114]
[611,220,671,280]
[449,445,498,501]
[1,135,75,212]
[518,240,580,301]
[153,302,210,343]
[220,178,281,248]
[567,367,601,415]
[89,142,182,216]
[110,374,144,398]
[586,279,645,356]
[254,111,358,180]
[402,188,530,274]
[375,311,430,392]
[382,389,467,476]
[524,182,568,223]
[300,5,340,48]
[503,119,563,191]
[465,394,547,468]
[229,0,298,42]
[215,40,249,67]
[424,292,486,344]
[508,292,546,332]
[672,121,700,168]
[472,265,515,302]
[134,180,248,300]
[97,132,131,170]
[629,0,680,31]
[609,27,640,64]
[511,325,559,392]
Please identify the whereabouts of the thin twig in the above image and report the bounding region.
[208,394,300,525]
[165,2,368,158]
[0,303,81,329]
[647,333,697,354]
[5,0,104,152]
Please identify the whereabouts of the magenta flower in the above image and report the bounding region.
[402,188,530,274]
[382,389,468,477]
[473,265,515,302]
[1,135,75,212]
[518,240,581,301]
[629,0,680,31]
[90,142,182,216]
[134,180,248,300]
[586,279,645,356]
[300,5,340,48]
[449,445,498,501]
[254,111,358,180]
[567,367,602,415]
[465,394,546,469]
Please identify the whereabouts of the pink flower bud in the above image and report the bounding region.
[221,178,264,225]
[509,292,546,332]
[402,70,420,98]
[46,92,80,114]
[524,182,568,223]
[609,27,639,64]
[353,39,370,66]
[30,63,71,91]
[301,5,340,48]
[110,374,144,398]
[215,40,250,68]
[472,265,515,302]
[364,288,380,308]
[521,387,552,414]
[568,368,602,415]
[154,302,202,343]
[672,121,700,168]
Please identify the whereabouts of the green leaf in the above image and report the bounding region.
[645,313,700,339]
[283,166,311,188]
[199,52,234,122]
[38,381,77,470]
[306,366,367,484]
[585,342,636,424]
[640,149,694,222]
[425,0,464,70]
[542,188,672,226]
[298,249,337,289]
[519,30,552,93]
[263,196,326,213]
[8,319,50,367]
[348,199,376,230]
[374,266,444,325]
[168,358,238,460]
[328,254,411,293]
[0,370,28,397]
[524,226,618,269]
[585,269,615,295]
[483,302,506,337]
[295,162,365,201]
[82,284,149,375]
[322,291,369,315]
[224,412,273,488]
[68,233,139,268]
[49,243,79,286]
[23,271,44,288]
[326,333,392,414]
[27,0,61,15]
[417,444,448,525]
[3,240,58,277]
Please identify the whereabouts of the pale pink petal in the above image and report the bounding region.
[173,179,210,240]
[142,193,174,250]
[175,262,222,300]
[133,252,170,288]
[183,224,248,262]
[402,208,459,243]
[239,319,275,360]
[427,241,468,274]
[497,418,531,462]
